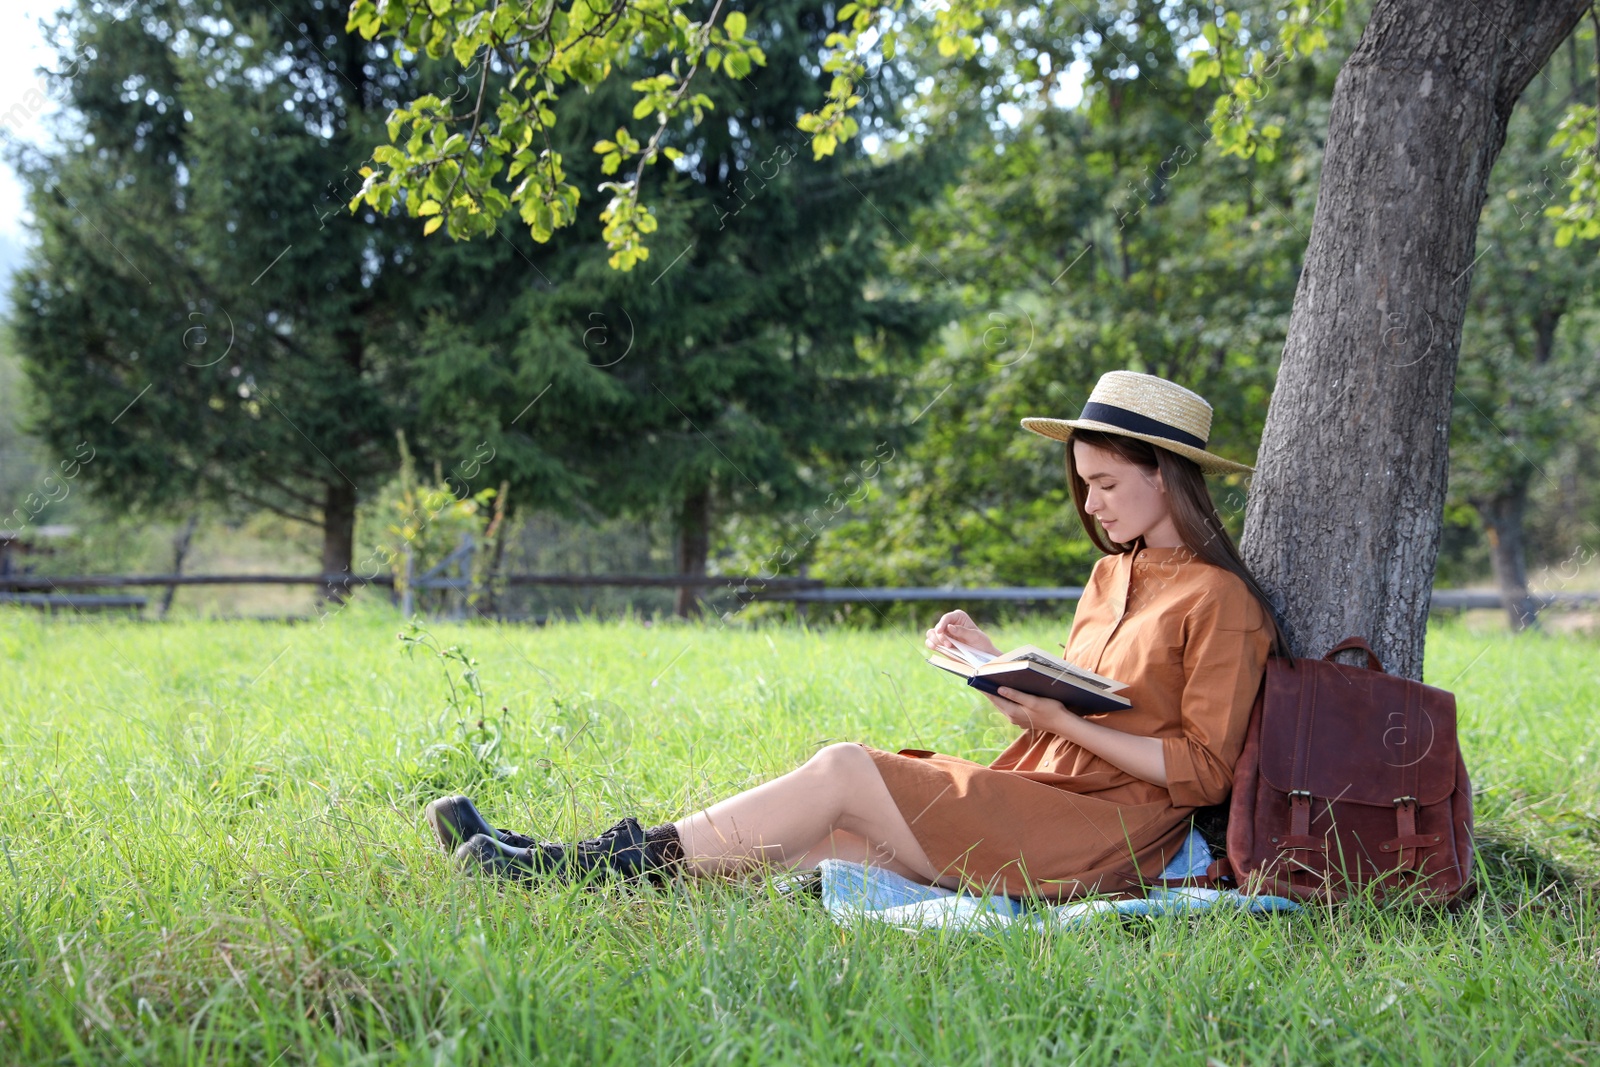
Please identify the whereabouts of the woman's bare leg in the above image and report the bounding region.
[673,742,957,884]
[791,829,873,870]
[789,829,955,882]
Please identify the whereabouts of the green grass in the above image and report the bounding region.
[0,604,1596,1065]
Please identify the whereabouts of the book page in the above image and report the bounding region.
[939,638,997,668]
[995,644,1128,693]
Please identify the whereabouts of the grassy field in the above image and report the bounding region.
[0,604,1596,1065]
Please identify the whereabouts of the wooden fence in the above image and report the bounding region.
[1,570,1595,616]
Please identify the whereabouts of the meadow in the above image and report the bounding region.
[0,604,1596,1065]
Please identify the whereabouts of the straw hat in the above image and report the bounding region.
[1020,371,1254,475]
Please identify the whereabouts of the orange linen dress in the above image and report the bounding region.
[864,542,1272,901]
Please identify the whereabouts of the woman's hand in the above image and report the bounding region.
[925,610,1001,658]
[985,687,1071,736]
[989,687,1171,786]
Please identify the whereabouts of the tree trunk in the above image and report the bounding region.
[321,480,357,603]
[673,485,711,618]
[476,480,511,619]
[1240,0,1588,679]
[158,514,199,619]
[1474,487,1540,631]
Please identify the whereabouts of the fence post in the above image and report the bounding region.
[453,535,474,620]
[402,543,415,618]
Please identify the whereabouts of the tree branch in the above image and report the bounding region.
[620,0,729,209]
[1494,0,1593,112]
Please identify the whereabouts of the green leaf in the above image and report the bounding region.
[633,97,655,120]
[725,11,746,39]
[423,216,443,236]
[417,199,442,216]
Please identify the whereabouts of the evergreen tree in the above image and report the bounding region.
[8,0,535,594]
[11,0,962,614]
[406,0,969,615]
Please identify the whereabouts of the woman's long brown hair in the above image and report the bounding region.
[1064,428,1292,660]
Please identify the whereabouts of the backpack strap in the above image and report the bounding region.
[1278,664,1324,853]
[1276,791,1323,851]
[1276,638,1381,856]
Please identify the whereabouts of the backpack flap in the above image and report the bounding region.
[1257,659,1460,809]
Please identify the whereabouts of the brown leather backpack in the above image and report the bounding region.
[1214,636,1475,904]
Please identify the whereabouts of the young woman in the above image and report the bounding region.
[428,370,1291,900]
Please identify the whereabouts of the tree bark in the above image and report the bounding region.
[321,480,358,603]
[158,514,199,619]
[475,480,511,619]
[1241,0,1589,679]
[1474,487,1540,631]
[673,485,711,618]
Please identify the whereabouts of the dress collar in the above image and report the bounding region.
[1117,536,1198,564]
[1131,545,1198,562]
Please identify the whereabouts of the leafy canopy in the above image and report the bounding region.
[342,0,1357,266]
[346,1,1599,266]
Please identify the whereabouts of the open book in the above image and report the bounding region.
[927,638,1132,715]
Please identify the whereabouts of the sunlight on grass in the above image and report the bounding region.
[0,606,1596,1064]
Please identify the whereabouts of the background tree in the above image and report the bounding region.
[401,0,967,616]
[9,0,532,597]
[1449,55,1600,631]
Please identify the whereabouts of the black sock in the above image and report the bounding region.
[643,822,684,879]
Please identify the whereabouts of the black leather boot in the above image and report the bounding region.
[424,795,537,852]
[452,817,685,887]
[453,834,568,881]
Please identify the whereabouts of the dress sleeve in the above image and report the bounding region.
[1159,582,1272,808]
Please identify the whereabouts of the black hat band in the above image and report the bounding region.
[1078,401,1208,451]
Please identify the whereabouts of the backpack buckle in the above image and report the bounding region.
[1384,797,1422,870]
[1286,790,1314,841]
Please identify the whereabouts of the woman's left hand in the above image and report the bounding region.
[986,687,1072,736]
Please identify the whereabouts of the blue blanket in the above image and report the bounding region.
[816,828,1300,932]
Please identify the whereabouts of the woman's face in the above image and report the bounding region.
[1072,439,1180,547]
